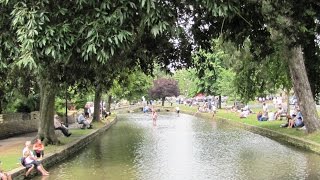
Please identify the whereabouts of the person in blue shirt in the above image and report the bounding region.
[77,112,92,129]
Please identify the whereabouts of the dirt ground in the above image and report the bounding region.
[0,132,37,154]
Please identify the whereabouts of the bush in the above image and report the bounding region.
[5,94,40,113]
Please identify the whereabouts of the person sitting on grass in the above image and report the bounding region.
[261,111,269,121]
[280,114,291,128]
[230,105,237,112]
[257,111,263,121]
[257,111,268,121]
[294,117,304,128]
[240,109,250,118]
[268,110,275,121]
[288,115,304,128]
[23,141,49,176]
[288,114,297,128]
[33,139,44,159]
[0,161,12,180]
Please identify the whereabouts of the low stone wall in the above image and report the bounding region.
[217,118,320,154]
[9,117,118,179]
[183,110,320,155]
[0,112,39,140]
[0,111,79,140]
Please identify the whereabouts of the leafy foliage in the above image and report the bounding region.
[111,69,152,101]
[149,78,180,100]
[173,69,198,97]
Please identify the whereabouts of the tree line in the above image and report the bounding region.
[0,0,319,145]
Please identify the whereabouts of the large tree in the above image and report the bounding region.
[185,0,320,133]
[1,0,193,143]
[149,78,180,106]
[173,68,198,97]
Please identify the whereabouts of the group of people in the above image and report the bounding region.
[53,110,95,136]
[0,108,99,179]
[22,140,49,177]
[281,106,304,128]
[196,102,217,113]
[239,105,253,118]
[256,102,291,121]
[256,102,305,129]
[256,103,274,121]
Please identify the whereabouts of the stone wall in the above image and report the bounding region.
[9,117,118,179]
[184,110,320,155]
[0,112,39,139]
[0,111,79,140]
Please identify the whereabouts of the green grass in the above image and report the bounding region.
[0,115,117,172]
[179,104,320,144]
[0,154,21,172]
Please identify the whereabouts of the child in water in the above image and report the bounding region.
[152,109,158,126]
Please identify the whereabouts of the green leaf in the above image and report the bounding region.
[87,30,94,38]
[45,46,52,55]
[141,0,146,8]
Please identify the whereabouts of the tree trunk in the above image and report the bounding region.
[0,99,2,114]
[106,95,112,112]
[0,90,3,114]
[93,84,102,122]
[218,95,222,109]
[38,77,59,144]
[162,97,165,106]
[288,46,320,133]
[286,88,290,113]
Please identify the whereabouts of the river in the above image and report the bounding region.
[35,112,320,180]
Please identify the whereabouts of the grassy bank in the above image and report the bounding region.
[0,114,116,172]
[179,105,320,145]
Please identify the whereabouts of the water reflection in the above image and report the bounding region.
[35,113,320,180]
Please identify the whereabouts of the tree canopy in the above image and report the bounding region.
[149,78,180,106]
[1,0,320,135]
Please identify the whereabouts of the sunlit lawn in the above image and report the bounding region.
[0,114,116,172]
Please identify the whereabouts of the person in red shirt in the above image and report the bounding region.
[33,139,45,159]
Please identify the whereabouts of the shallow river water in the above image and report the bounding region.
[35,112,320,180]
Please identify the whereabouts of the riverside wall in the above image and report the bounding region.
[9,117,118,179]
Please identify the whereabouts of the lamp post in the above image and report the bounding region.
[65,84,68,127]
[64,66,68,127]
